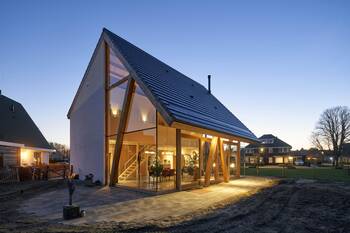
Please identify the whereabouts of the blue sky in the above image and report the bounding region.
[0,0,349,149]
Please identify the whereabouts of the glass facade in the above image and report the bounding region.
[181,134,200,186]
[157,114,176,190]
[125,84,156,132]
[109,48,129,87]
[106,46,234,191]
[107,81,128,136]
[118,129,156,188]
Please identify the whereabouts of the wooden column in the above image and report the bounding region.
[236,141,241,178]
[109,78,135,186]
[176,129,182,191]
[204,137,218,186]
[104,42,110,185]
[219,139,229,182]
[214,148,219,181]
[199,140,205,185]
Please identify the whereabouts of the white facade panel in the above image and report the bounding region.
[70,42,106,183]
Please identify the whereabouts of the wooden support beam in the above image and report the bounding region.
[214,148,219,181]
[104,42,110,185]
[219,139,229,182]
[236,141,241,178]
[199,139,205,185]
[204,136,218,186]
[109,78,135,185]
[176,129,182,191]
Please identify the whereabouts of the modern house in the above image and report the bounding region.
[68,28,258,191]
[0,92,54,168]
[244,134,293,165]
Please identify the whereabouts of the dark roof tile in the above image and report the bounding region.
[104,29,257,142]
[0,94,51,149]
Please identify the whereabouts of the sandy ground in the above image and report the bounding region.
[1,179,350,233]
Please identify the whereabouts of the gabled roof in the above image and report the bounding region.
[102,29,257,142]
[0,94,52,150]
[245,134,292,149]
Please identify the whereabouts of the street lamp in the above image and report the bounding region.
[257,147,264,176]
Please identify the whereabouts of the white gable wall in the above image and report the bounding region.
[70,41,106,183]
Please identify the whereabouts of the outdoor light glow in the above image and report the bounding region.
[260,148,264,153]
[230,163,235,168]
[111,106,118,117]
[145,151,155,154]
[141,113,147,122]
[213,163,216,168]
[330,157,333,161]
[162,151,174,155]
[21,150,29,164]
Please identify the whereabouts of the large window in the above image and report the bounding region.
[118,129,156,189]
[181,133,200,185]
[157,114,176,190]
[125,84,156,133]
[107,81,128,136]
[109,48,129,87]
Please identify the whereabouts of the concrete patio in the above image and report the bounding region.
[20,177,276,226]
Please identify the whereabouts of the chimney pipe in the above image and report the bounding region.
[208,75,211,94]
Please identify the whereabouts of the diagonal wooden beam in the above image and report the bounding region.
[219,139,229,182]
[109,78,135,185]
[204,136,218,186]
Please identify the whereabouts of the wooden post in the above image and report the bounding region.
[204,137,218,186]
[110,78,135,186]
[214,148,219,181]
[104,42,110,185]
[176,129,182,191]
[219,139,229,182]
[199,140,205,185]
[236,141,241,178]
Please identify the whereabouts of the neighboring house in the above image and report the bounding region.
[68,28,258,191]
[0,92,54,168]
[340,143,350,164]
[244,134,293,165]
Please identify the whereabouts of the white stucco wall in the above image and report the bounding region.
[69,41,106,183]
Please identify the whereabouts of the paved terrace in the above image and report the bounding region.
[20,177,276,226]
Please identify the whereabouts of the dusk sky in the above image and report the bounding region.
[0,0,349,149]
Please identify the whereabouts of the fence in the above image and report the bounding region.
[0,164,71,183]
[0,167,19,184]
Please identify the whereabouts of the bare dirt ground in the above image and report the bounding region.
[1,179,350,233]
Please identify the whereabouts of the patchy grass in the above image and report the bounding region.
[241,166,350,182]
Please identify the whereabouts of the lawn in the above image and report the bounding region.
[240,166,350,182]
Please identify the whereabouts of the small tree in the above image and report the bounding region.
[311,106,350,167]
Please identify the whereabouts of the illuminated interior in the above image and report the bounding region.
[106,46,241,191]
